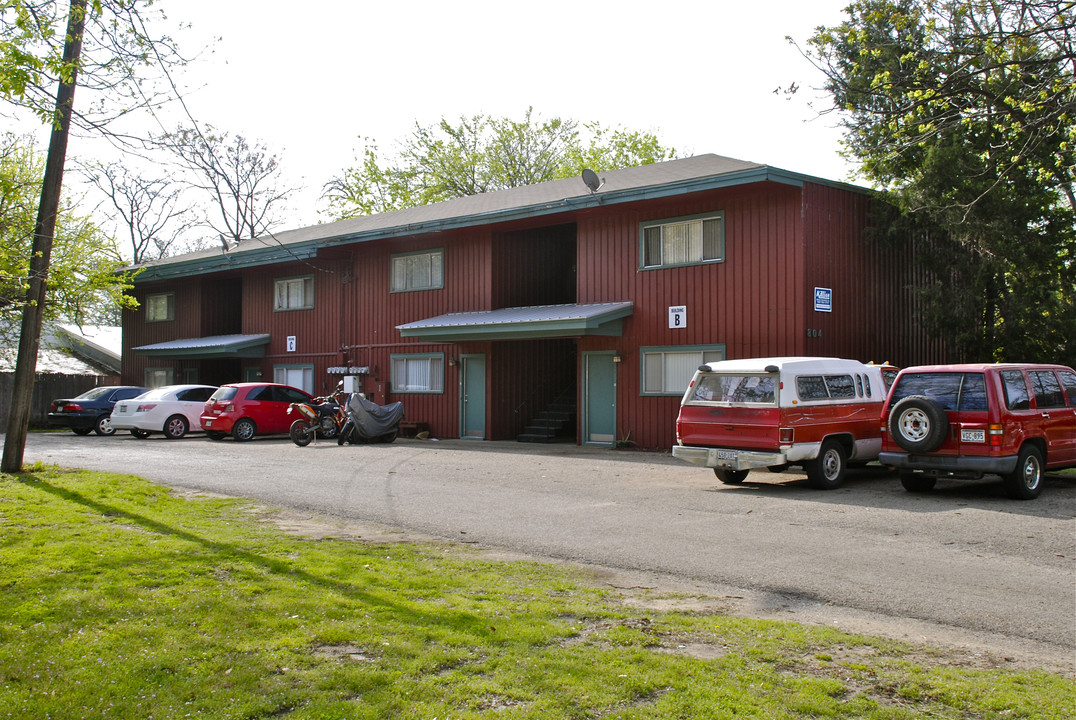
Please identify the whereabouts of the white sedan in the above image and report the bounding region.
[110,385,218,439]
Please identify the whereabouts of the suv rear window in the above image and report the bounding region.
[1000,370,1031,410]
[890,372,989,411]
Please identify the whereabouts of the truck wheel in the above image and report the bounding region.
[1004,446,1043,500]
[806,440,847,489]
[714,468,748,484]
[889,396,948,453]
[900,472,937,493]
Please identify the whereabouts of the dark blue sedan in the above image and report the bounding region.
[48,385,148,436]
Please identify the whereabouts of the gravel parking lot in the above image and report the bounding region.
[21,431,1076,674]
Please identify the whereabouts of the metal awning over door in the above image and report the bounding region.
[132,334,271,359]
[396,302,633,342]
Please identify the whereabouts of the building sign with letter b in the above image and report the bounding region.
[669,305,687,329]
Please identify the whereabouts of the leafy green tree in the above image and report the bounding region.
[0,135,134,344]
[322,108,678,219]
[805,0,1075,364]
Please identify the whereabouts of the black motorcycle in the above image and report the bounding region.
[287,390,346,447]
[337,392,405,444]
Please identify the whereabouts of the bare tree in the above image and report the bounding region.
[81,159,197,263]
[164,126,293,243]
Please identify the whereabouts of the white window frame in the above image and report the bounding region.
[641,345,726,396]
[391,249,444,293]
[273,364,314,394]
[274,275,314,311]
[390,353,445,394]
[640,212,725,269]
[145,292,174,322]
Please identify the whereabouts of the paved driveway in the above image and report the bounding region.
[22,432,1076,673]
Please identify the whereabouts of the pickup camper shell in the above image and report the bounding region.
[672,357,896,489]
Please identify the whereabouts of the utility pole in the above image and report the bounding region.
[2,0,87,473]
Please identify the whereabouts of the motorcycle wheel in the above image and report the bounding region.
[289,419,314,447]
[379,428,398,444]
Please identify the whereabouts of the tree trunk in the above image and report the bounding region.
[1,0,87,474]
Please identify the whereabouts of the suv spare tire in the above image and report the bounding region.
[889,395,949,453]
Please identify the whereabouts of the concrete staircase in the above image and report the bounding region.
[517,397,576,443]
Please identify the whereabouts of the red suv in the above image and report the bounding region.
[879,363,1076,499]
[201,383,313,441]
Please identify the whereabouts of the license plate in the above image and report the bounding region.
[716,449,738,460]
[117,405,127,413]
[204,420,212,428]
[961,429,985,443]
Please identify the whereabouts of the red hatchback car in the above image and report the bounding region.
[201,383,313,441]
[879,363,1076,499]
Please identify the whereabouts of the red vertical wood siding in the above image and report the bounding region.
[800,183,948,368]
[576,183,806,450]
[123,177,945,451]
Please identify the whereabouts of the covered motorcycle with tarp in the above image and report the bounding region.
[337,392,405,444]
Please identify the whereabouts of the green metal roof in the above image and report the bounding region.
[132,334,271,359]
[397,302,634,342]
[128,155,870,283]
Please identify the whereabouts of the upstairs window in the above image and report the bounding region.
[641,213,725,269]
[145,292,174,322]
[274,275,314,311]
[392,249,444,292]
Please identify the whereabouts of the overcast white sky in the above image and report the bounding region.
[72,0,861,232]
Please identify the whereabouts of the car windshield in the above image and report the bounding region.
[138,388,171,401]
[692,374,776,404]
[209,387,239,402]
[891,372,988,411]
[76,386,117,400]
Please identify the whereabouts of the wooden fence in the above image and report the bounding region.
[0,374,114,433]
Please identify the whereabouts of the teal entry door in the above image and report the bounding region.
[460,354,486,439]
[582,352,617,446]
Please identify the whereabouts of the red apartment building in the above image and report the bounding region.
[122,154,942,450]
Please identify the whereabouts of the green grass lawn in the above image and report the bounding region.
[1,466,1072,719]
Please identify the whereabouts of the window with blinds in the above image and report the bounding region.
[274,275,314,311]
[145,292,174,322]
[391,249,444,292]
[641,346,726,395]
[391,354,445,393]
[641,213,725,269]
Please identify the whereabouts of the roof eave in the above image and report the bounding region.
[131,165,867,283]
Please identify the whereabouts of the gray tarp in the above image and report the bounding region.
[345,393,405,438]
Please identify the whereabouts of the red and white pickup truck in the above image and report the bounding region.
[672,357,898,489]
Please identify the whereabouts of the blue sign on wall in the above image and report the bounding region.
[814,287,832,313]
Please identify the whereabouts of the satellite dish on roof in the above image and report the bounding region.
[581,168,604,193]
